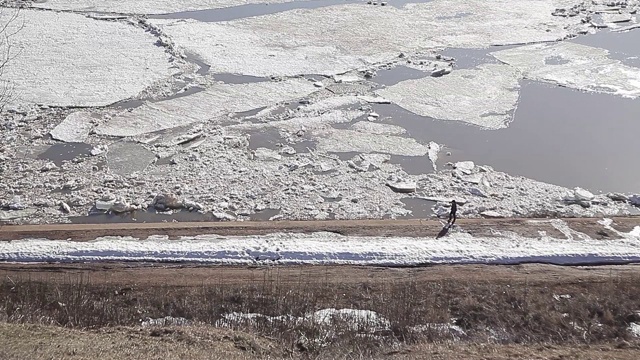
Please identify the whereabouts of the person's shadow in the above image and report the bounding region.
[436,223,452,239]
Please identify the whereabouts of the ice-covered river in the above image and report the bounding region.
[1,0,639,224]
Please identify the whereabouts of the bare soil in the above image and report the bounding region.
[1,216,638,241]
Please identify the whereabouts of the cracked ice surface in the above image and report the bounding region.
[31,0,297,14]
[96,79,317,137]
[151,0,581,77]
[315,129,429,156]
[376,64,521,129]
[2,10,178,107]
[492,42,640,98]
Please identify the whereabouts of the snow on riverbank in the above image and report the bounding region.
[2,220,639,265]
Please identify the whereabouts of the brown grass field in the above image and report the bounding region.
[2,263,640,359]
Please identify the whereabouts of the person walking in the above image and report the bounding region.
[447,199,457,227]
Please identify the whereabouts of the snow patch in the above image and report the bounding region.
[549,219,591,240]
[599,218,640,240]
[3,231,640,265]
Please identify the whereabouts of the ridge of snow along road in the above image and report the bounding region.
[1,220,639,266]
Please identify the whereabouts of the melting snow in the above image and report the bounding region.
[2,227,640,265]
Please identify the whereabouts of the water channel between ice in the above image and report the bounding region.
[368,29,640,194]
[150,0,431,22]
[36,11,640,222]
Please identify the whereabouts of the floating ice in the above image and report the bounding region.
[106,142,156,176]
[96,79,317,137]
[350,121,406,135]
[492,42,640,98]
[3,10,177,107]
[427,142,440,171]
[233,109,365,132]
[151,0,581,77]
[314,129,429,156]
[49,112,94,143]
[376,64,521,129]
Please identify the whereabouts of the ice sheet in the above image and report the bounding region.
[49,112,94,142]
[376,64,521,129]
[314,129,429,156]
[151,0,581,77]
[492,42,640,98]
[2,10,177,107]
[96,79,317,137]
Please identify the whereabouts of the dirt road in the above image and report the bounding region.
[1,216,638,241]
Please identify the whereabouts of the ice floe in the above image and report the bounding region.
[3,10,178,107]
[150,0,583,77]
[49,112,94,143]
[314,129,429,156]
[376,64,521,129]
[96,79,317,137]
[350,121,407,135]
[492,42,640,98]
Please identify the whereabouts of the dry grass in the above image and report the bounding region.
[2,268,640,358]
[2,323,640,360]
[0,322,282,360]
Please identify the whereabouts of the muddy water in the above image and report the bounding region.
[377,80,640,193]
[249,208,281,220]
[70,209,215,224]
[570,28,640,68]
[150,0,430,22]
[212,73,270,84]
[151,0,360,22]
[400,198,437,218]
[38,143,92,166]
[366,29,640,193]
[374,66,428,86]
